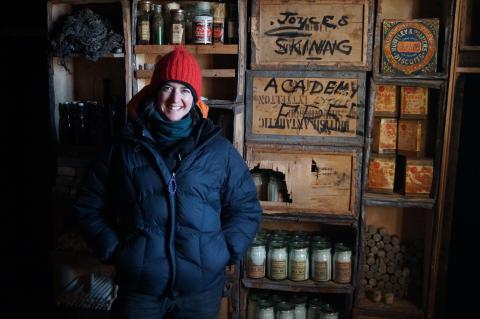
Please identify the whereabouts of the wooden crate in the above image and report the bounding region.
[250,0,374,70]
[374,84,398,117]
[245,143,361,216]
[245,70,366,146]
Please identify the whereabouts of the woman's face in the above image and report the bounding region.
[157,81,194,121]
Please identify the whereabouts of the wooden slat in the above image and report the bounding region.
[135,69,236,79]
[135,44,238,55]
[261,212,358,227]
[242,277,354,294]
[363,192,435,209]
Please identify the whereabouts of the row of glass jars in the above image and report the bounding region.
[137,1,237,45]
[248,291,340,319]
[246,231,352,284]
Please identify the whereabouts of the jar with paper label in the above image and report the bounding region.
[267,240,288,280]
[136,1,151,44]
[333,243,352,283]
[246,238,266,279]
[276,301,295,319]
[288,241,309,281]
[320,303,339,319]
[256,299,275,319]
[289,295,307,319]
[169,9,185,44]
[311,240,332,282]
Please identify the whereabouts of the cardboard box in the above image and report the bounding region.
[397,156,434,196]
[368,155,396,193]
[372,118,398,154]
[397,119,428,156]
[374,85,398,117]
[400,87,429,118]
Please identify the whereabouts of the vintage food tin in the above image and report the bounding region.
[381,19,439,75]
[400,86,429,118]
[397,156,434,196]
[374,85,398,117]
[368,154,396,193]
[372,118,398,154]
[397,119,428,156]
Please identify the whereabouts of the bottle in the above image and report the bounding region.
[226,2,238,44]
[150,4,164,45]
[192,2,213,44]
[213,1,226,43]
[137,1,151,45]
[169,9,185,44]
[164,2,180,43]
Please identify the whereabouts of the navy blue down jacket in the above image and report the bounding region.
[73,104,262,297]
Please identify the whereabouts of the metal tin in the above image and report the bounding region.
[400,86,429,118]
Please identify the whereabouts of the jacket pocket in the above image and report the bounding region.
[115,233,146,290]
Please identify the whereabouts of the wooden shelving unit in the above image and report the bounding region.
[242,277,354,294]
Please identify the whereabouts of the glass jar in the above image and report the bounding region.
[137,1,151,44]
[212,1,225,43]
[267,240,288,280]
[226,2,238,44]
[163,2,180,43]
[289,295,308,319]
[192,1,212,44]
[246,238,266,279]
[169,9,185,44]
[251,171,267,201]
[256,299,275,319]
[333,243,352,283]
[307,297,323,319]
[150,4,164,45]
[288,241,309,281]
[320,303,339,319]
[247,292,259,319]
[267,174,280,201]
[276,301,295,319]
[311,240,332,282]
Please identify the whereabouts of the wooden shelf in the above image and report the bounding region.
[355,297,424,318]
[363,192,435,209]
[135,69,236,79]
[261,213,358,227]
[134,44,238,55]
[53,53,125,59]
[372,74,445,88]
[242,277,354,294]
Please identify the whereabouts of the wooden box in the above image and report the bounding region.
[372,118,397,154]
[367,154,396,193]
[246,70,366,146]
[381,19,439,75]
[250,0,374,70]
[400,87,429,118]
[397,156,434,196]
[374,84,398,117]
[245,143,361,216]
[397,119,428,156]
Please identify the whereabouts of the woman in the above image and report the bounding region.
[74,47,262,319]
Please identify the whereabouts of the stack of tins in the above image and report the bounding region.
[368,85,433,196]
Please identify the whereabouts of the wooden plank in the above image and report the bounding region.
[242,277,354,294]
[135,69,236,78]
[134,44,239,55]
[245,70,366,146]
[250,0,373,70]
[363,192,435,209]
[355,296,424,318]
[245,143,361,216]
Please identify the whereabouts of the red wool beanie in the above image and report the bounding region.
[150,46,202,101]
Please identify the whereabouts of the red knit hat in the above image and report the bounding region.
[150,46,202,101]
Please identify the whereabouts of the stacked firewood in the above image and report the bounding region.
[360,225,423,303]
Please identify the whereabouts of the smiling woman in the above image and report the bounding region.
[73,46,262,319]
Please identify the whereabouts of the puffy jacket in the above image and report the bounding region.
[73,100,262,297]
